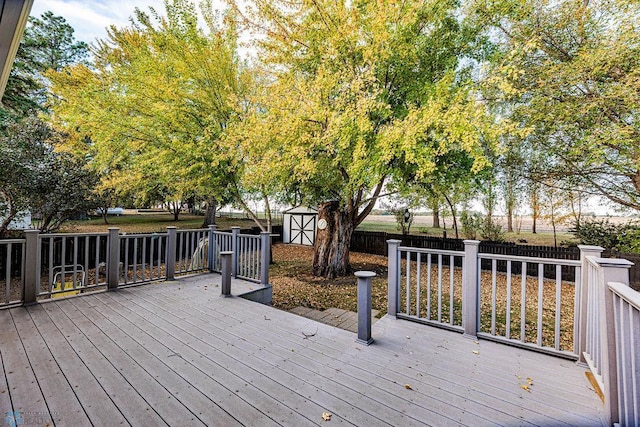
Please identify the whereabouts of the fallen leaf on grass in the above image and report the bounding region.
[322,412,332,421]
[405,384,413,390]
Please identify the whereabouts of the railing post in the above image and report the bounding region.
[462,240,480,338]
[231,226,240,278]
[577,245,604,362]
[107,228,120,290]
[356,271,376,345]
[23,230,40,305]
[387,239,401,317]
[208,225,216,272]
[165,227,177,280]
[596,257,632,426]
[220,251,233,297]
[260,231,271,285]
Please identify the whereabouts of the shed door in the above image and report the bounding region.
[290,214,316,246]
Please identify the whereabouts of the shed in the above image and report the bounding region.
[282,206,318,246]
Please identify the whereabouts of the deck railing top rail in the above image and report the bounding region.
[40,232,109,237]
[398,245,463,257]
[478,252,581,267]
[0,238,26,243]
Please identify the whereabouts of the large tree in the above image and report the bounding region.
[2,11,87,121]
[48,1,242,221]
[471,0,640,211]
[229,0,503,277]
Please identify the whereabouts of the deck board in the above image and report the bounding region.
[0,274,606,426]
[9,307,89,426]
[40,301,160,426]
[0,309,50,417]
[81,292,303,427]
[54,297,204,426]
[143,285,590,426]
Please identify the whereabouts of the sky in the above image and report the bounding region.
[29,0,167,45]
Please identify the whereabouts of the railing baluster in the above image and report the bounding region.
[95,236,101,285]
[521,261,527,343]
[406,251,411,315]
[124,237,130,284]
[149,235,155,280]
[491,259,497,335]
[142,236,147,280]
[449,255,454,325]
[555,264,562,350]
[61,237,66,290]
[426,254,432,320]
[157,234,162,277]
[5,243,11,302]
[133,238,138,282]
[416,253,421,318]
[438,254,442,323]
[506,260,512,340]
[84,236,89,287]
[48,237,54,288]
[537,263,544,347]
[72,236,78,289]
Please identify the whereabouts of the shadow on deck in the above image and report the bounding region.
[0,274,605,426]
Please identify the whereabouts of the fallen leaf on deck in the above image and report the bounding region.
[527,377,534,385]
[472,350,479,355]
[520,385,531,393]
[404,384,413,390]
[322,412,332,421]
[516,375,522,379]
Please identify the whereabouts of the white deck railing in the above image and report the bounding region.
[393,246,465,332]
[609,281,640,426]
[388,239,637,426]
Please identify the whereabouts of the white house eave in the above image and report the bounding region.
[0,0,33,98]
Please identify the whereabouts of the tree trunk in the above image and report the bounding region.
[505,173,515,233]
[312,201,353,278]
[170,202,180,221]
[201,198,217,227]
[432,203,440,228]
[443,194,458,239]
[531,189,539,234]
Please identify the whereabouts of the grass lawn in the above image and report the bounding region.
[357,220,576,247]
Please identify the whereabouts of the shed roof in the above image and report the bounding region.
[282,205,318,214]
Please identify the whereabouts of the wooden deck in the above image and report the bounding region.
[1,273,605,426]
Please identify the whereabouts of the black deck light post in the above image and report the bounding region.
[403,208,410,224]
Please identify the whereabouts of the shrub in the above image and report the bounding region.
[460,211,482,239]
[571,218,640,253]
[480,219,505,242]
